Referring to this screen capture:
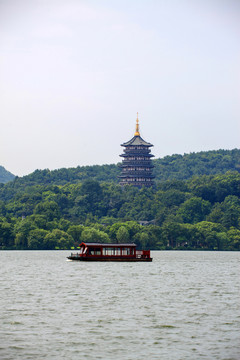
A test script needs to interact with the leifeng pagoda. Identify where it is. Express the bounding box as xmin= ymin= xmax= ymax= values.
xmin=119 ymin=114 xmax=155 ymax=188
